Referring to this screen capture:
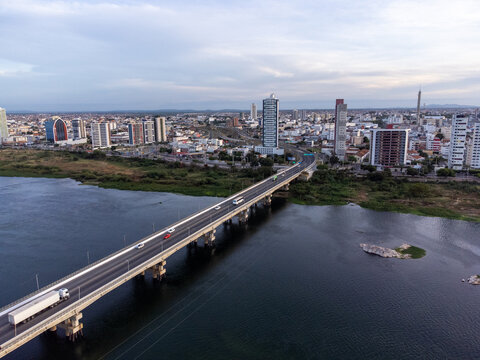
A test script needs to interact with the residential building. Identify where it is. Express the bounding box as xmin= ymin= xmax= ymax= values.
xmin=72 ymin=119 xmax=86 ymax=139
xmin=0 ymin=107 xmax=8 ymax=143
xmin=128 ymin=123 xmax=144 ymax=145
xmin=251 ymin=103 xmax=257 ymax=121
xmin=370 ymin=129 xmax=410 ymax=166
xmin=471 ymin=123 xmax=480 ymax=169
xmin=142 ymin=120 xmax=155 ymax=144
xmin=334 ymin=99 xmax=347 ymax=161
xmin=292 ymin=109 xmax=298 ymax=121
xmin=154 ymin=117 xmax=167 ymax=142
xmin=448 ymin=115 xmax=467 ymax=170
xmin=91 ymin=122 xmax=111 ymax=149
xmin=45 ymin=117 xmax=68 ymax=143
xmin=262 ymin=93 xmax=279 ymax=148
